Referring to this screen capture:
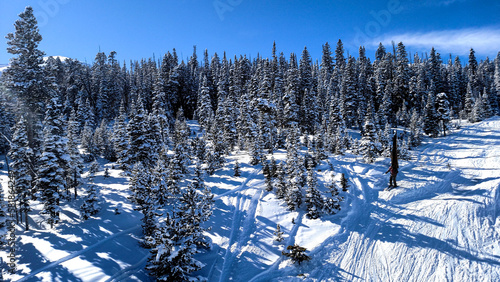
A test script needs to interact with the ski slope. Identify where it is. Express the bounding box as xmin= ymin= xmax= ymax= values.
xmin=3 ymin=117 xmax=500 ymax=281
